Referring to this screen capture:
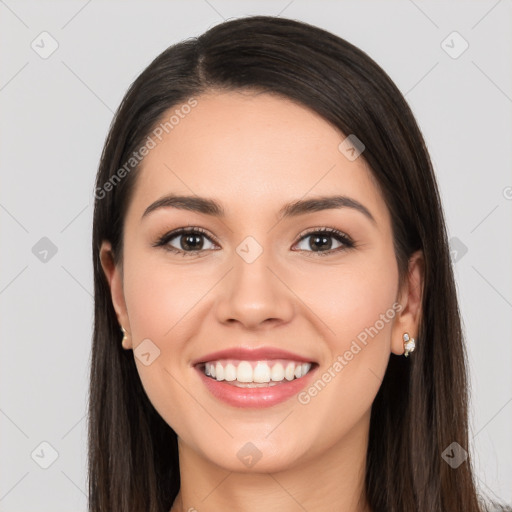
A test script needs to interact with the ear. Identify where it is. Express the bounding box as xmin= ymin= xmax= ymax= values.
xmin=99 ymin=240 xmax=132 ymax=349
xmin=390 ymin=250 xmax=424 ymax=355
